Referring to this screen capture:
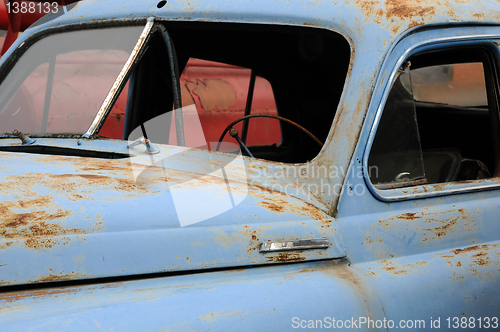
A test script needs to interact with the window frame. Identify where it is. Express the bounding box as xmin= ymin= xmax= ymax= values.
xmin=363 ymin=28 xmax=500 ymax=202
